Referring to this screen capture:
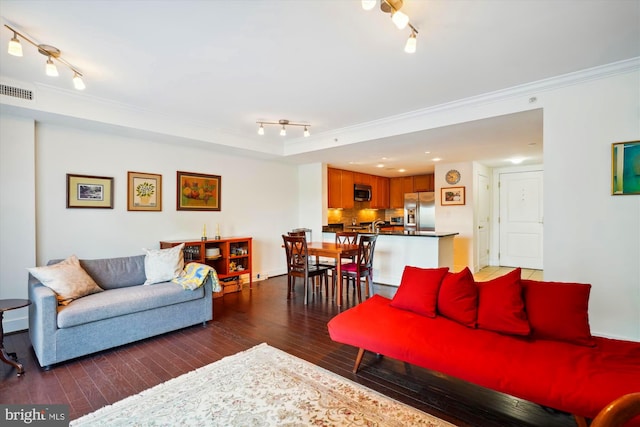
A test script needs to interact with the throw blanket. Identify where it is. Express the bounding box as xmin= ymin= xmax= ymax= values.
xmin=173 ymin=262 xmax=221 ymax=292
